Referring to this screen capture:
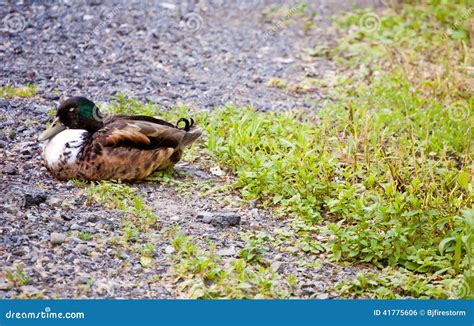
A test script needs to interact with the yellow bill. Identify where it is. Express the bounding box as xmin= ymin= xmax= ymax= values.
xmin=38 ymin=117 xmax=66 ymax=141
